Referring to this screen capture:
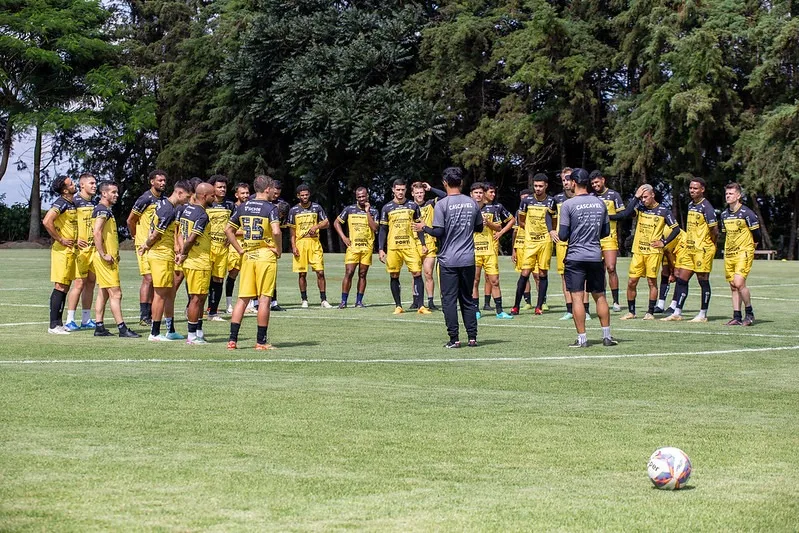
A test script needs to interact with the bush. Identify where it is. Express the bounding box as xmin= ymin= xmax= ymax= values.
xmin=0 ymin=203 xmax=35 ymax=241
